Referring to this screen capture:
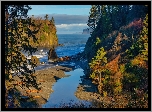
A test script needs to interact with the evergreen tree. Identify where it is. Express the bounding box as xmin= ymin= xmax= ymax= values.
xmin=44 ymin=14 xmax=49 ymax=20
xmin=5 ymin=5 xmax=40 ymax=108
xmin=51 ymin=17 xmax=55 ymax=24
xmin=139 ymin=14 xmax=148 ymax=61
xmin=87 ymin=5 xmax=99 ymax=33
